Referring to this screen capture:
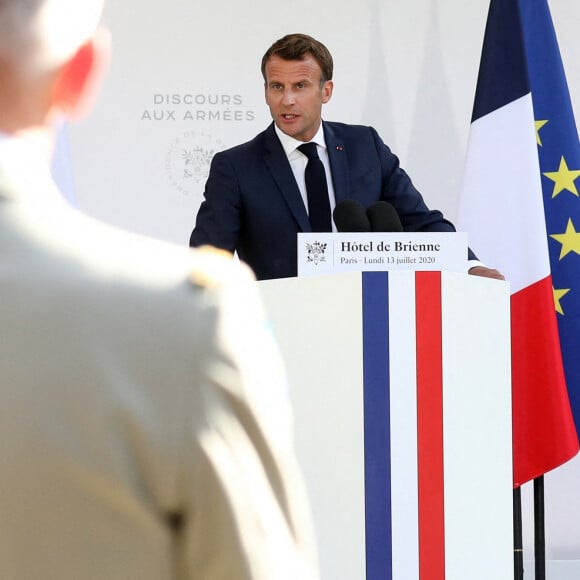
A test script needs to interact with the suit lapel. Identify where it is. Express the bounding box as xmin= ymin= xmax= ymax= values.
xmin=263 ymin=124 xmax=311 ymax=232
xmin=323 ymin=122 xmax=349 ymax=204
